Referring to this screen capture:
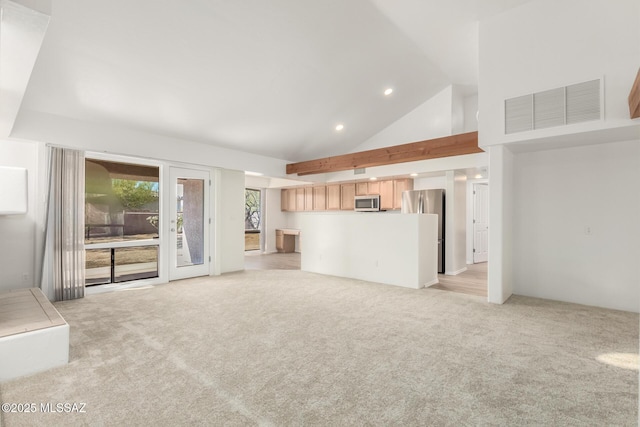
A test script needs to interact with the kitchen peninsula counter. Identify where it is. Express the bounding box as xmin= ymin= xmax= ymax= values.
xmin=300 ymin=213 xmax=438 ymax=289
